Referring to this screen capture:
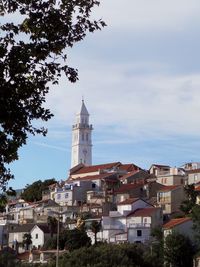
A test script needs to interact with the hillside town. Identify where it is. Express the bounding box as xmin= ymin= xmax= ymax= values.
xmin=0 ymin=101 xmax=200 ymax=265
